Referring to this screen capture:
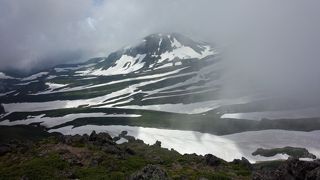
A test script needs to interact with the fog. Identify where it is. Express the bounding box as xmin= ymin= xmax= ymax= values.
xmin=0 ymin=0 xmax=320 ymax=99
